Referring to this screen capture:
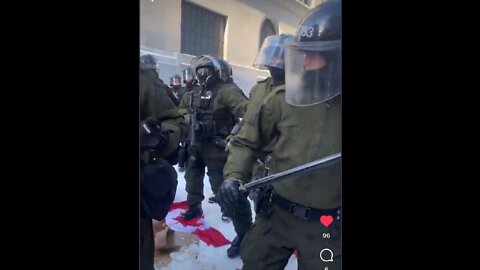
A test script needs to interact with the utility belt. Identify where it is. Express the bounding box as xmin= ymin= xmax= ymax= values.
xmin=269 ymin=189 xmax=341 ymax=221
